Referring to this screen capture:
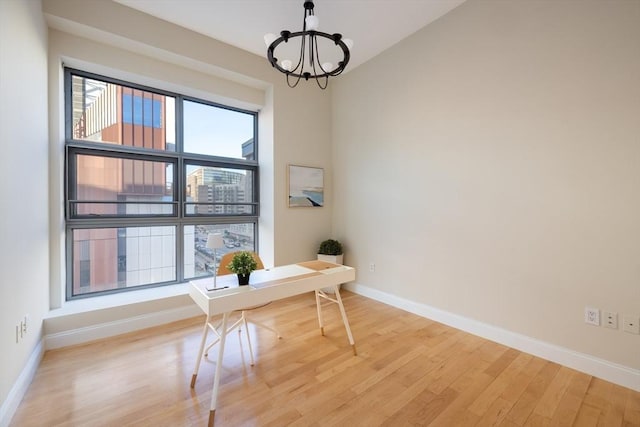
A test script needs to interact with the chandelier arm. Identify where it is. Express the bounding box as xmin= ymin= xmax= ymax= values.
xmin=312 ymin=35 xmax=329 ymax=75
xmin=286 ymin=73 xmax=302 ymax=88
xmin=310 ymin=33 xmax=328 ymax=88
xmin=310 ymin=39 xmax=322 ymax=82
xmin=314 ymin=75 xmax=328 ymax=89
xmin=290 ymin=30 xmax=306 ymax=75
xmin=309 ymin=34 xmax=317 ymax=68
xmin=287 ymin=30 xmax=304 ymax=88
